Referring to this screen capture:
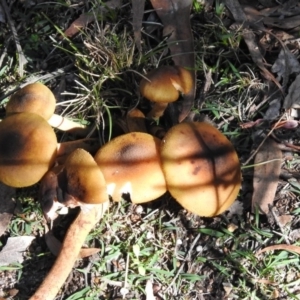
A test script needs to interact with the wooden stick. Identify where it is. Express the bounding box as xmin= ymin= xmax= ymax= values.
xmin=30 ymin=202 xmax=108 ymax=300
